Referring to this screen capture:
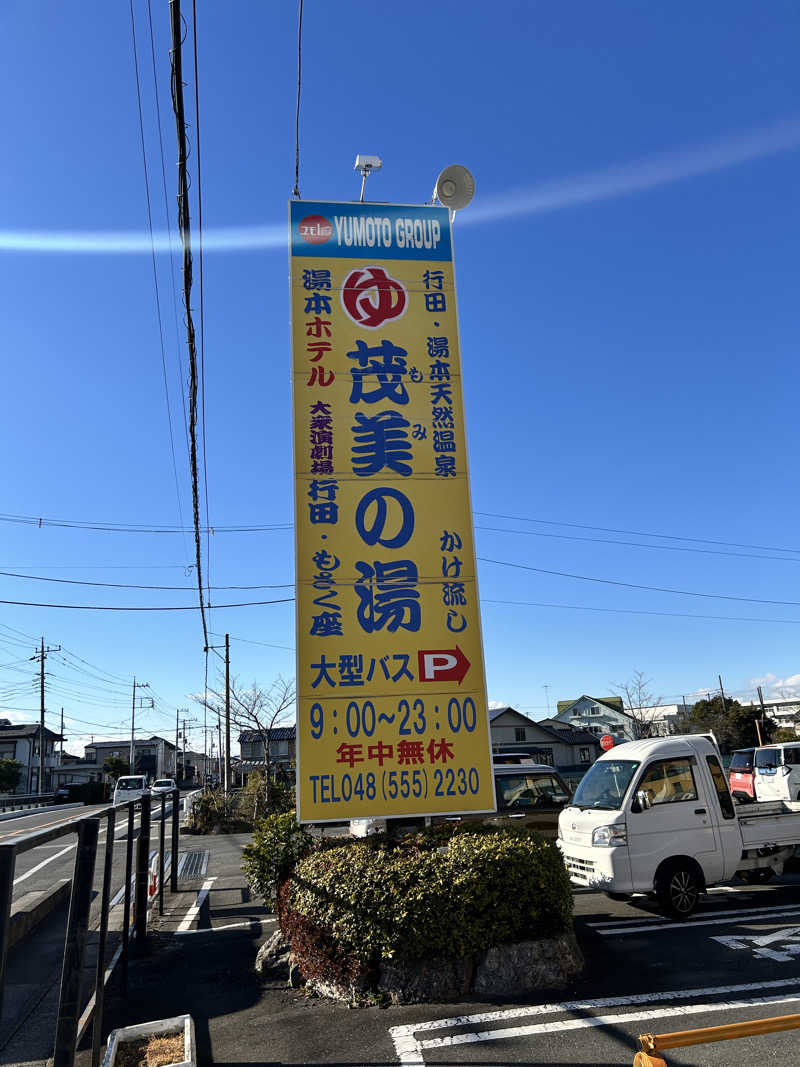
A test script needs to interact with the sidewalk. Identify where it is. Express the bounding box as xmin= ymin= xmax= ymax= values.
xmin=78 ymin=831 xmax=408 ymax=1067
